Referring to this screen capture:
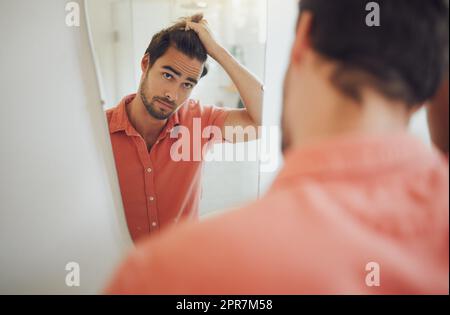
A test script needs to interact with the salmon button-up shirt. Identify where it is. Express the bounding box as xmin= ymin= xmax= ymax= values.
xmin=106 ymin=94 xmax=230 ymax=242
